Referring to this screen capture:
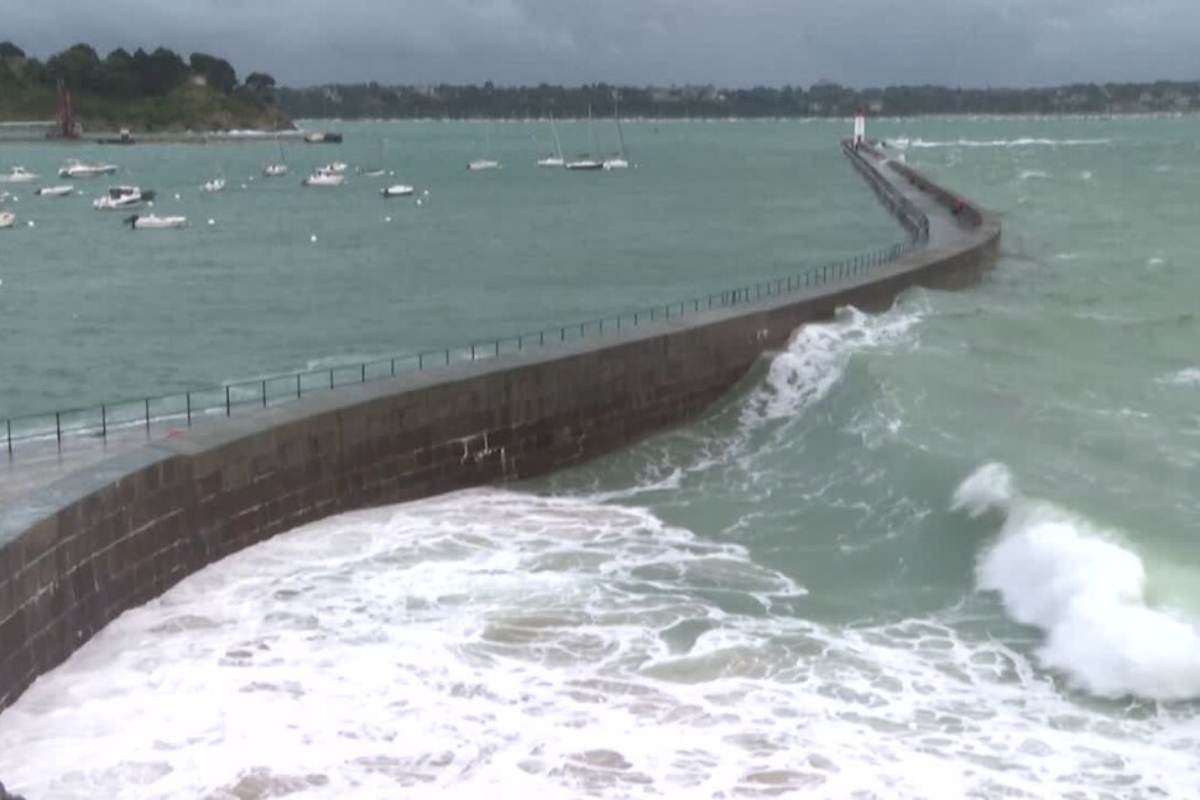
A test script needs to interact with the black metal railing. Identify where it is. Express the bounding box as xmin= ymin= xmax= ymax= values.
xmin=3 ymin=155 xmax=930 ymax=461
